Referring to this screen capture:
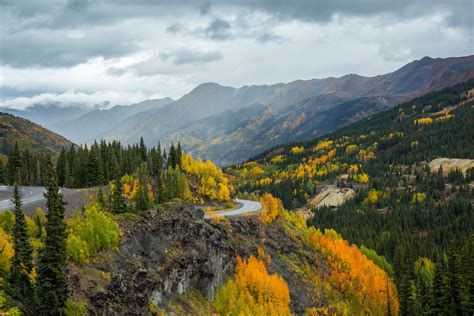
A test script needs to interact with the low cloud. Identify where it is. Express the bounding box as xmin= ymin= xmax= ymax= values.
xmin=160 ymin=49 xmax=223 ymax=65
xmin=0 ymin=90 xmax=162 ymax=110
